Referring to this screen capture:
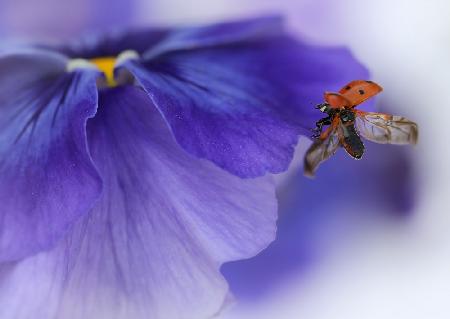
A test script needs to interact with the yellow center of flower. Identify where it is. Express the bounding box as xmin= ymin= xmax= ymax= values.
xmin=67 ymin=51 xmax=139 ymax=87
xmin=90 ymin=57 xmax=117 ymax=87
